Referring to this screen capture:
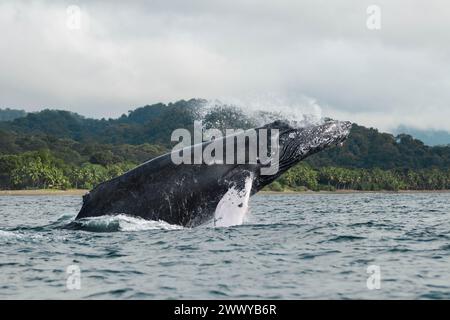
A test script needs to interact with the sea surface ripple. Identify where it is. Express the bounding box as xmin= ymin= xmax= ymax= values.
xmin=1 ymin=193 xmax=450 ymax=299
